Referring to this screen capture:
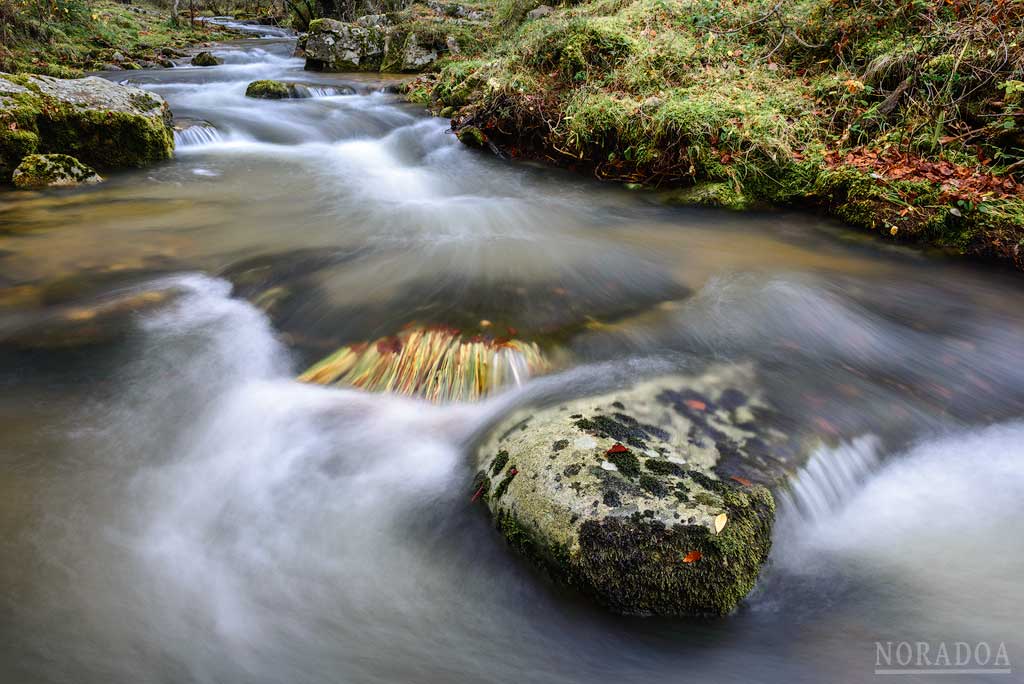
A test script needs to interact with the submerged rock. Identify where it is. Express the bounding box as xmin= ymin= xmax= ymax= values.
xmin=190 ymin=51 xmax=223 ymax=66
xmin=12 ymin=154 xmax=102 ymax=189
xmin=661 ymin=182 xmax=759 ymax=211
xmin=473 ymin=363 xmax=793 ymax=616
xmin=0 ymin=73 xmax=174 ymax=183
